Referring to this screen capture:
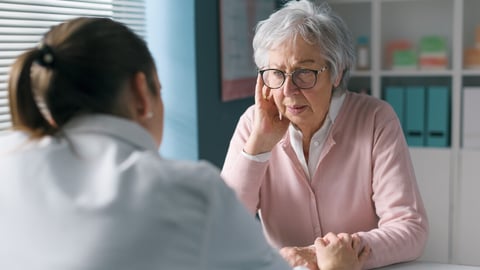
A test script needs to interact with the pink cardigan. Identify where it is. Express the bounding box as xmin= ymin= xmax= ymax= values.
xmin=221 ymin=91 xmax=428 ymax=269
